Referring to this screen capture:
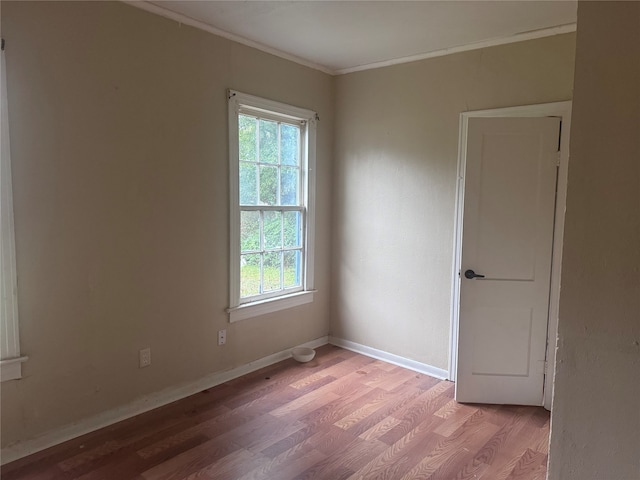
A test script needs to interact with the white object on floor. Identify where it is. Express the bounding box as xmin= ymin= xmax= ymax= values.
xmin=292 ymin=347 xmax=315 ymax=363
